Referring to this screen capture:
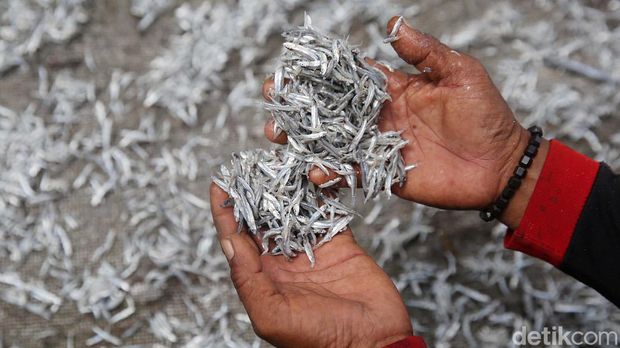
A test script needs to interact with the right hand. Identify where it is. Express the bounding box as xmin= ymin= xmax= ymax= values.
xmin=263 ymin=16 xmax=548 ymax=227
